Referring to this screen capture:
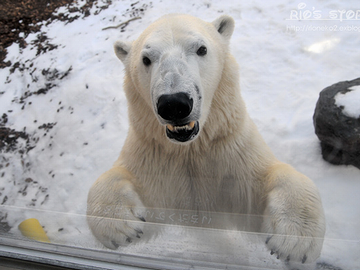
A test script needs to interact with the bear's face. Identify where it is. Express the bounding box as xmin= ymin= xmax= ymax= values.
xmin=115 ymin=14 xmax=234 ymax=144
